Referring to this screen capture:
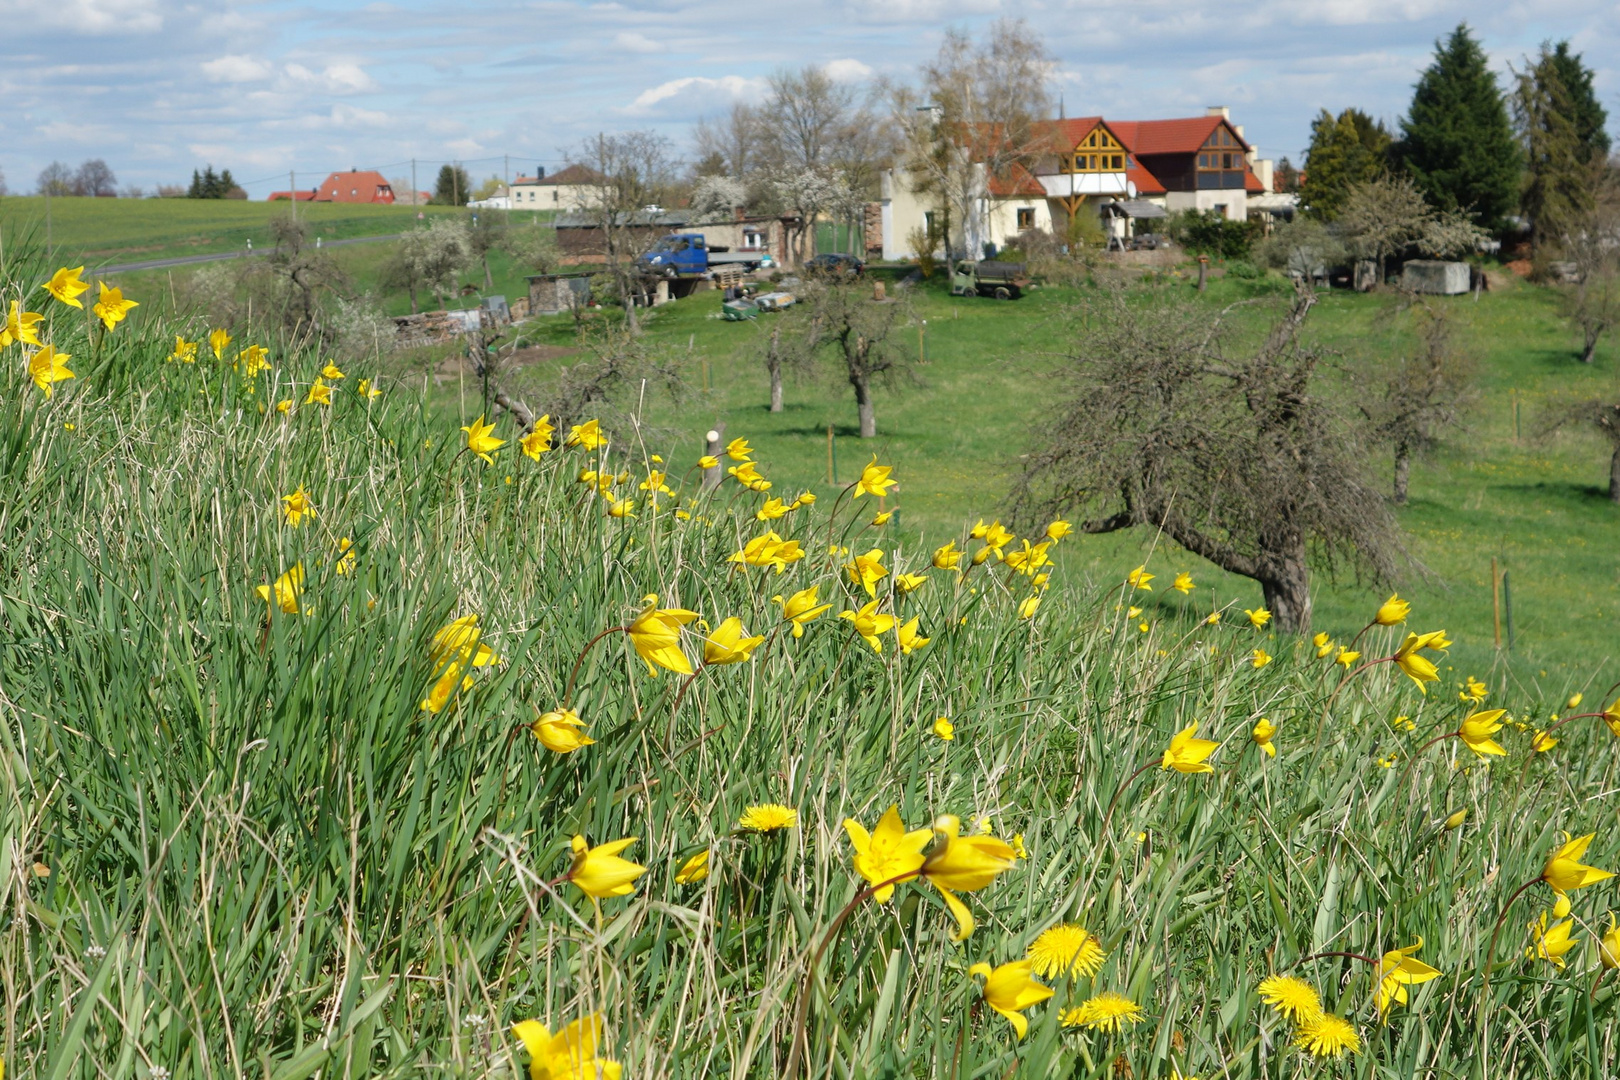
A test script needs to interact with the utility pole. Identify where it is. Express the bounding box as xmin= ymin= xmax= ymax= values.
xmin=452 ymin=161 xmax=459 ymax=207
xmin=411 ymin=158 xmax=417 ymax=207
xmin=289 ymin=171 xmax=296 ymax=223
xmin=504 ymin=153 xmax=510 ymax=224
